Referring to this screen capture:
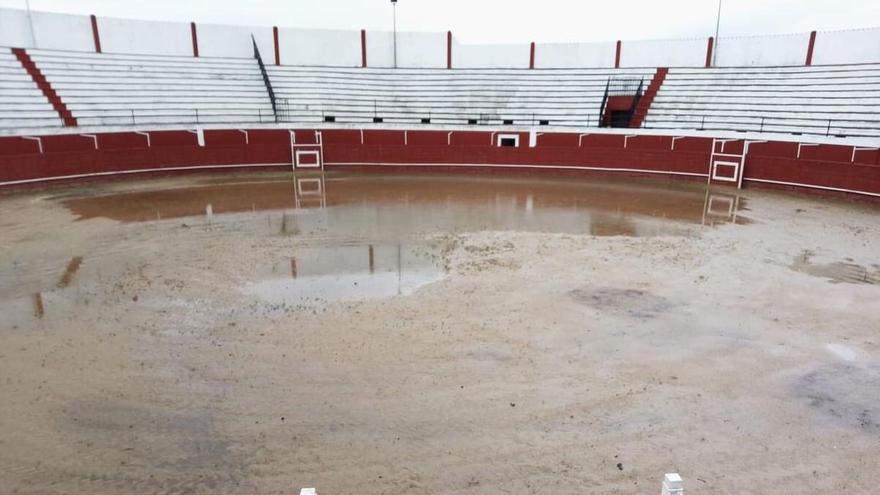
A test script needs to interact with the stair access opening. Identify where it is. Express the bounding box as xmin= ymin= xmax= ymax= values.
xmin=599 ymin=77 xmax=644 ymax=128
